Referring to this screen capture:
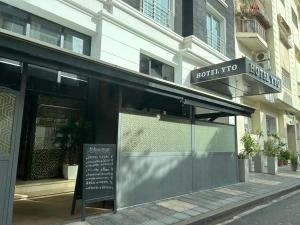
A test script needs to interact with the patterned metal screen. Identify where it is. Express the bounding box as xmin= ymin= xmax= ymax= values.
xmin=0 ymin=89 xmax=16 ymax=155
xmin=195 ymin=121 xmax=235 ymax=153
xmin=31 ymin=95 xmax=82 ymax=179
xmin=119 ymin=112 xmax=192 ymax=153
